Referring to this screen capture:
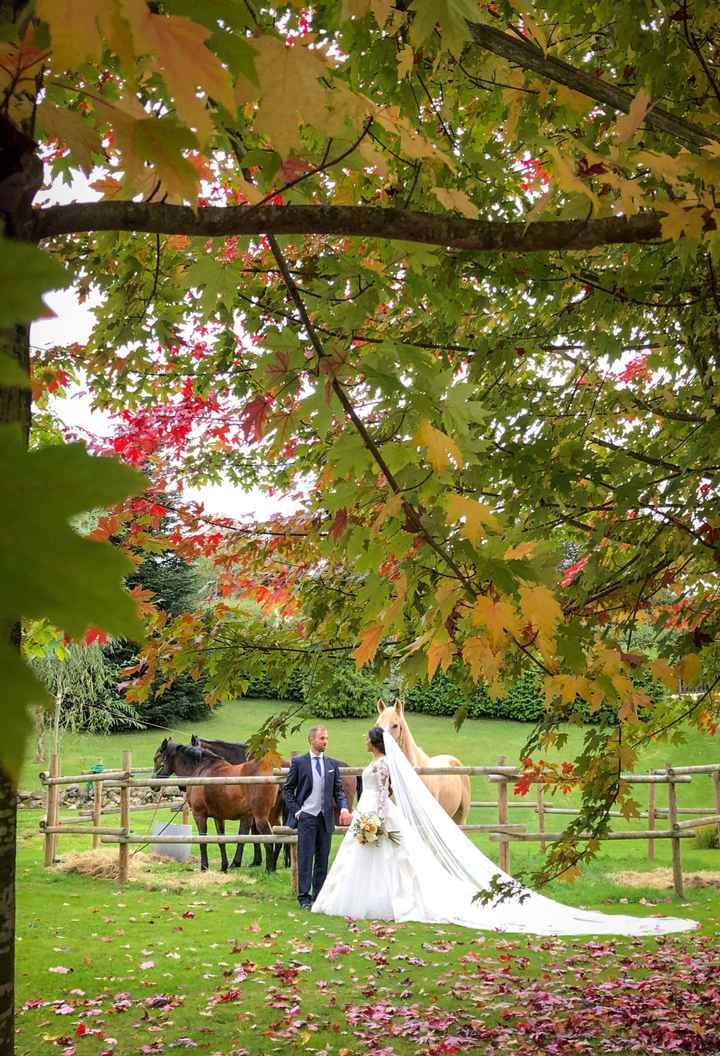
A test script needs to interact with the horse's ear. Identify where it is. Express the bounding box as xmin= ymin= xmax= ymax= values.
xmin=190 ymin=734 xmax=198 ymax=745
xmin=160 ymin=737 xmax=168 ymax=749
xmin=376 ymin=698 xmax=385 ymax=714
xmin=395 ymin=697 xmax=404 ymax=716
